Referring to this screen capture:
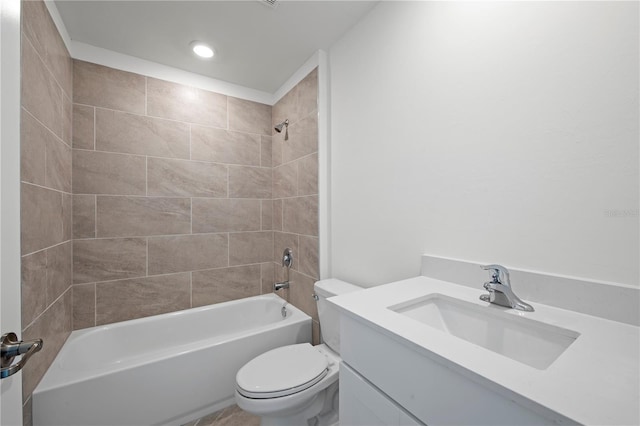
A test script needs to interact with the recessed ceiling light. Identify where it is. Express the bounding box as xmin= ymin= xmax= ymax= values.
xmin=191 ymin=41 xmax=214 ymax=59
